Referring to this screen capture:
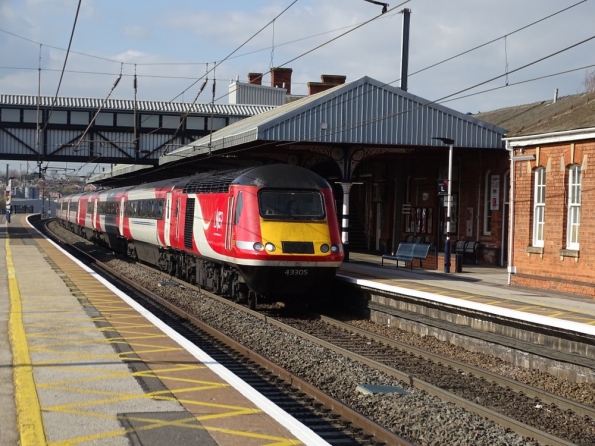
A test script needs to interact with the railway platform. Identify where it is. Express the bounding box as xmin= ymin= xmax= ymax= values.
xmin=339 ymin=252 xmax=595 ymax=335
xmin=0 ymin=215 xmax=325 ymax=446
xmin=338 ymin=252 xmax=595 ymax=382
